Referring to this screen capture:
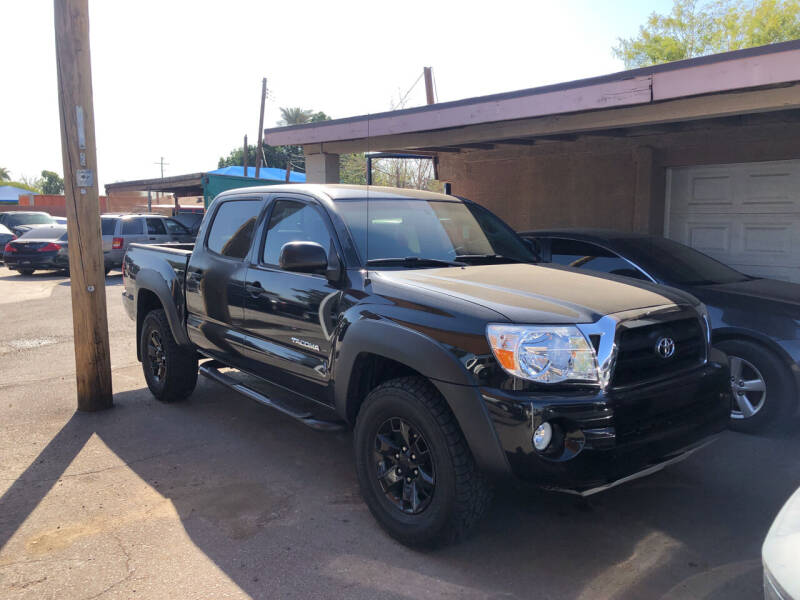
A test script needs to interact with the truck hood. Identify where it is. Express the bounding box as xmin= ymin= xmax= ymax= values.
xmin=375 ymin=263 xmax=695 ymax=323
